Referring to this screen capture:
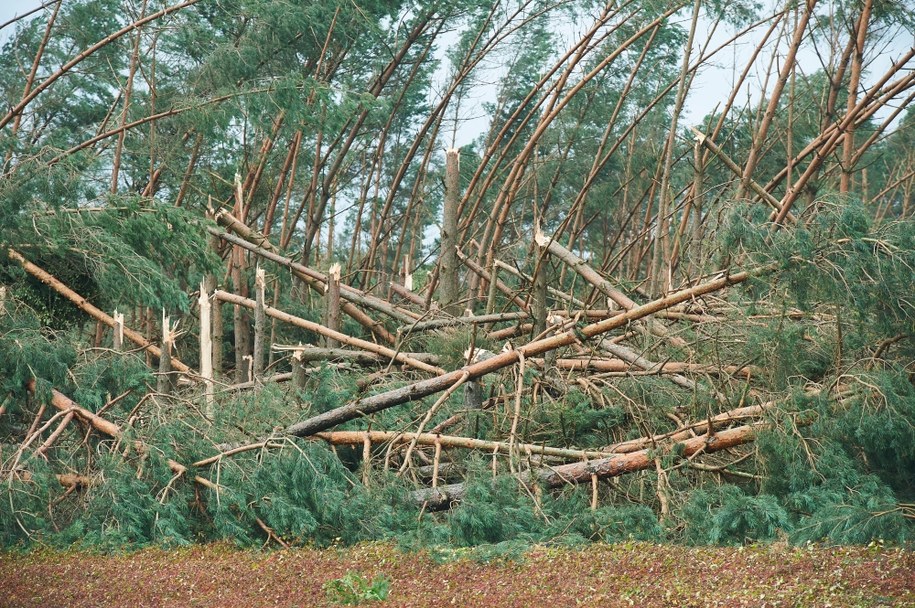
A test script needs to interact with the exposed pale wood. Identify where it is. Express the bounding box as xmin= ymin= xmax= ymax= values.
xmin=273 ymin=345 xmax=440 ymax=366
xmin=324 ymin=263 xmax=341 ymax=348
xmin=440 ymin=147 xmax=462 ymax=314
xmin=253 ymin=267 xmax=266 ymax=377
xmin=287 ymin=265 xmax=764 ymax=437
xmin=532 ymin=236 xmax=549 ymax=337
xmin=112 ymin=310 xmax=124 ymax=351
xmin=214 ymin=290 xmax=444 ymax=375
xmin=198 ymin=282 xmax=214 ymax=413
xmin=8 ymin=248 xmax=192 ymax=375
xmin=401 ymin=311 xmax=529 ymax=333
xmin=157 ymin=312 xmax=173 ymax=396
xmin=314 ymin=430 xmax=615 ymax=460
